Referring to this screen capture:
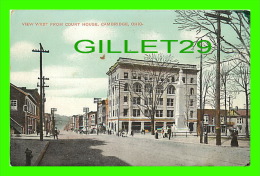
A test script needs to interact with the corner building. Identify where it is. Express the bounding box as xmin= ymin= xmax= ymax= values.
xmin=106 ymin=58 xmax=198 ymax=134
